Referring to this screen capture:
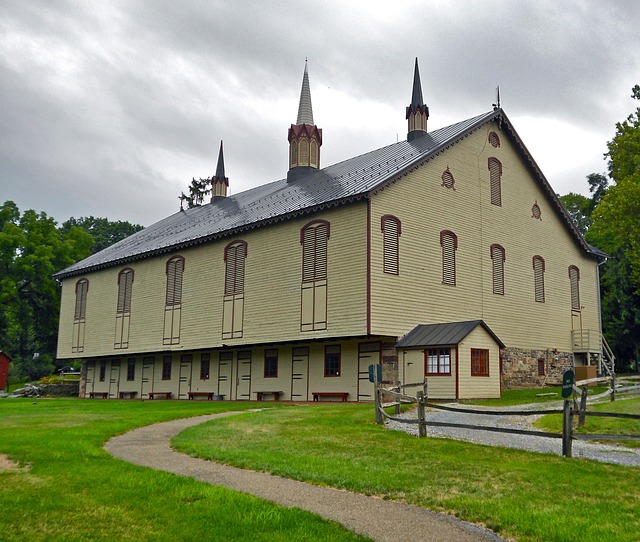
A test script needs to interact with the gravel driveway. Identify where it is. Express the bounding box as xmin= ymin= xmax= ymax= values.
xmin=385 ymin=402 xmax=640 ymax=467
